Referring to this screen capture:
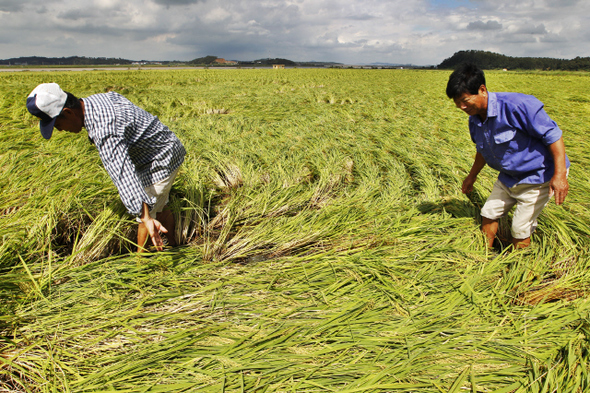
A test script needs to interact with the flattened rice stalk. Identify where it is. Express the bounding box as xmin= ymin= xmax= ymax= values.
xmin=1 ymin=69 xmax=589 ymax=392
